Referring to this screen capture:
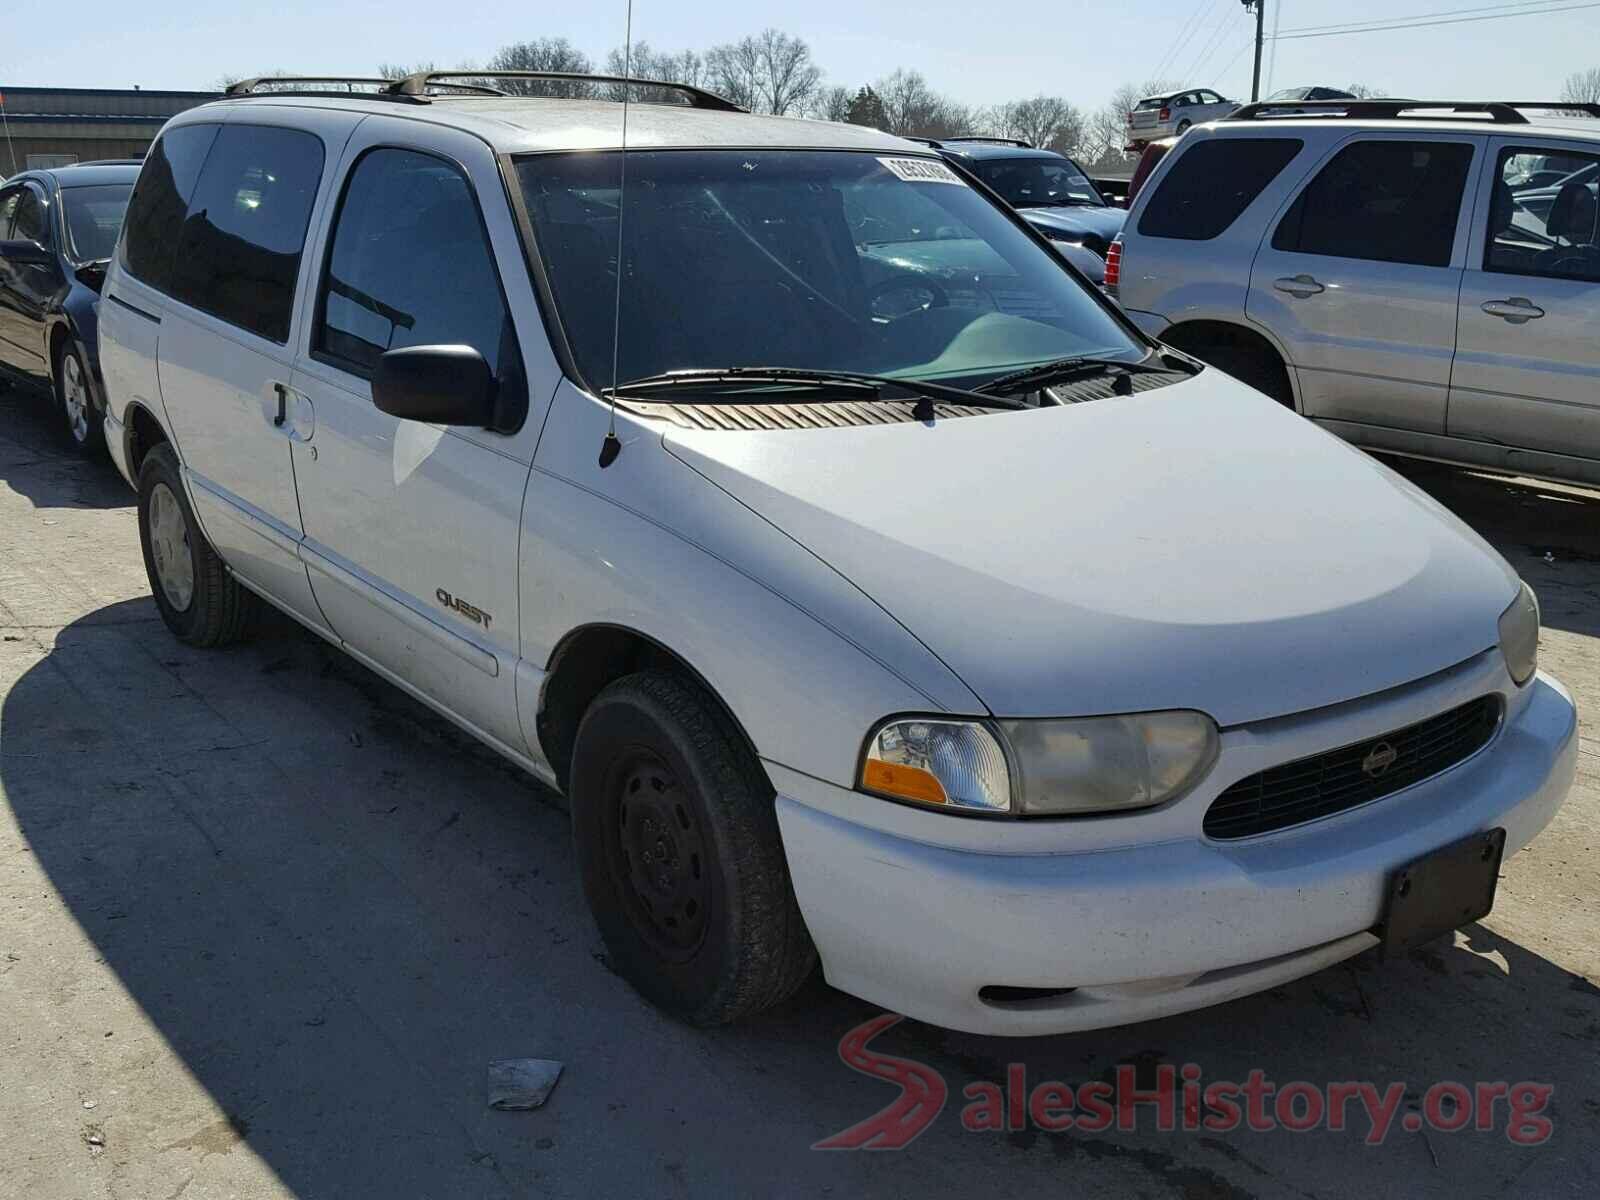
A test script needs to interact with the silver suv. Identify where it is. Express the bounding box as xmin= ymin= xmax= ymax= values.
xmin=1112 ymin=100 xmax=1600 ymax=488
